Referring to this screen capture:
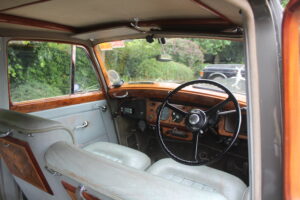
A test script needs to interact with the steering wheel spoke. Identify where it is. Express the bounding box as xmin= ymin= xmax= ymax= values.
xmin=192 ymin=132 xmax=200 ymax=161
xmin=165 ymin=102 xmax=188 ymax=116
xmin=205 ymin=96 xmax=232 ymax=116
